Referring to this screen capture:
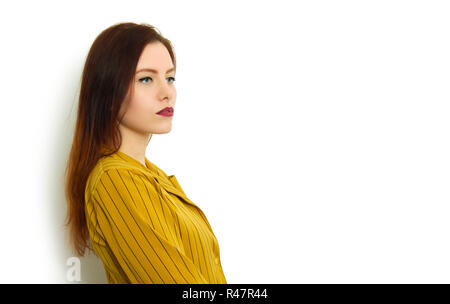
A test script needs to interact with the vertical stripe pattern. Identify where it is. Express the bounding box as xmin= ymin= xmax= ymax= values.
xmin=84 ymin=151 xmax=227 ymax=284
